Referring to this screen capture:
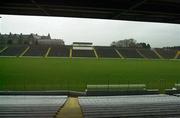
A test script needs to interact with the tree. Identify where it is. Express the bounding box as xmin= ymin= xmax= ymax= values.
xmin=111 ymin=41 xmax=116 ymax=47
xmin=137 ymin=43 xmax=151 ymax=49
xmin=111 ymin=39 xmax=151 ymax=48
xmin=147 ymin=44 xmax=151 ymax=49
xmin=111 ymin=39 xmax=136 ymax=48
